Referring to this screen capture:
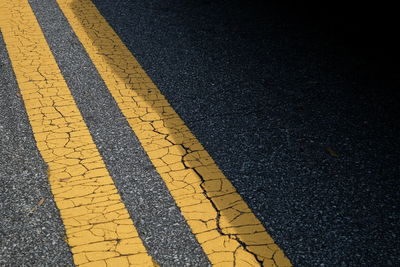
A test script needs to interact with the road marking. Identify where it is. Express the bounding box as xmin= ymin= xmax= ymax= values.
xmin=0 ymin=1 xmax=156 ymax=266
xmin=57 ymin=0 xmax=292 ymax=266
